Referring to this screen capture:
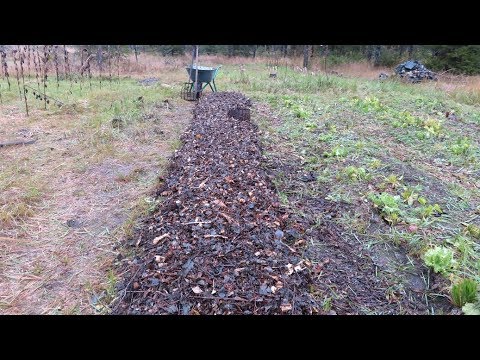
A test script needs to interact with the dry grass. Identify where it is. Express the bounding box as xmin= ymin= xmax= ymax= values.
xmin=329 ymin=61 xmax=391 ymax=79
xmin=0 ymin=84 xmax=192 ymax=314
